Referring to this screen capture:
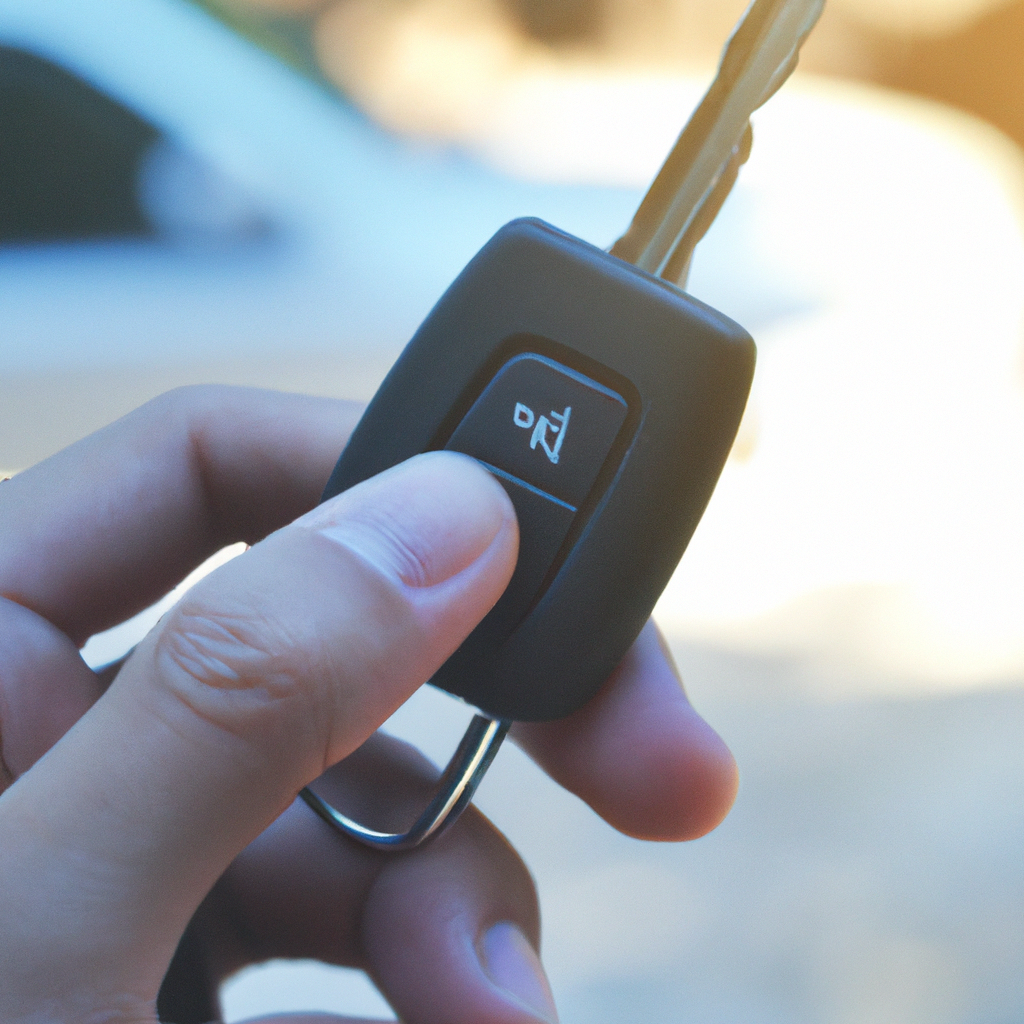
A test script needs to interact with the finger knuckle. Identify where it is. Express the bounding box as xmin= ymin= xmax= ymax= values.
xmin=155 ymin=592 xmax=319 ymax=736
